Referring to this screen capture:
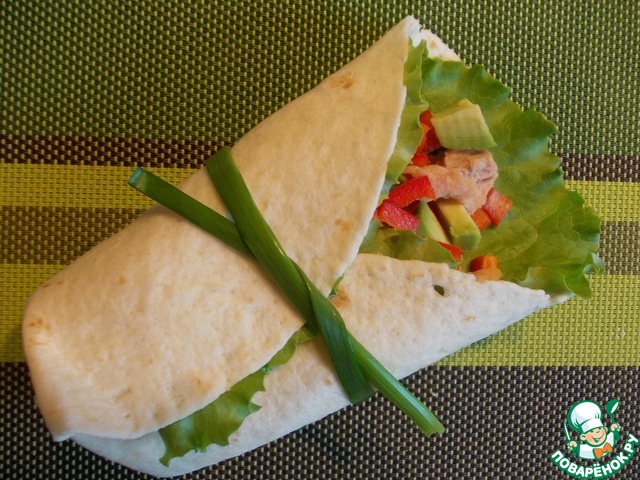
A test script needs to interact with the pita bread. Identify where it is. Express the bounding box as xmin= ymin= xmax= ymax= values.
xmin=23 ymin=16 xmax=568 ymax=478
xmin=23 ymin=14 xmax=434 ymax=442
xmin=73 ymin=255 xmax=562 ymax=477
